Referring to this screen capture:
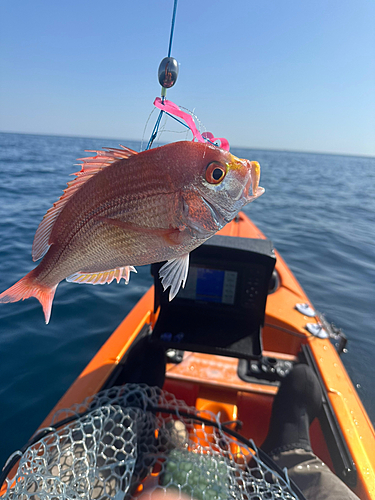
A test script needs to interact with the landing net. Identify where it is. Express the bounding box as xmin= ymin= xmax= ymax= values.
xmin=1 ymin=384 xmax=301 ymax=500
